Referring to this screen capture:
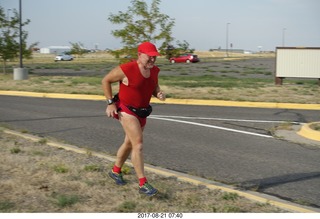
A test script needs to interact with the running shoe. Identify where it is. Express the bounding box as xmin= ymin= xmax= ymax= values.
xmin=108 ymin=170 xmax=126 ymax=186
xmin=139 ymin=182 xmax=158 ymax=196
